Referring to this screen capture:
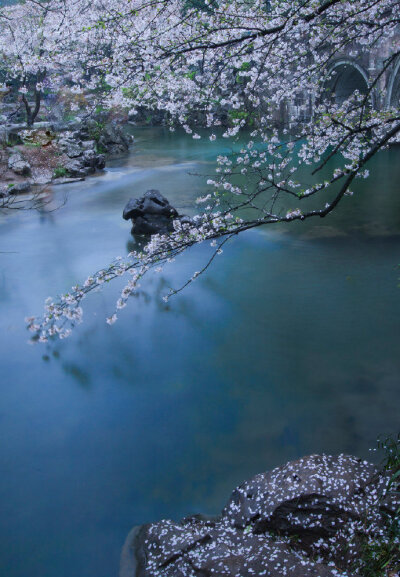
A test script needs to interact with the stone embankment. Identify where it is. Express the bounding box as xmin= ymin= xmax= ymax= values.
xmin=120 ymin=454 xmax=400 ymax=577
